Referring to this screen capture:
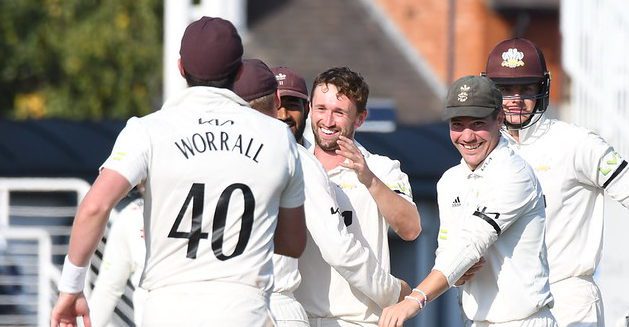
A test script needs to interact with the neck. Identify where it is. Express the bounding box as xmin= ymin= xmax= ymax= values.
xmin=508 ymin=129 xmax=520 ymax=143
xmin=314 ymin=146 xmax=345 ymax=171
